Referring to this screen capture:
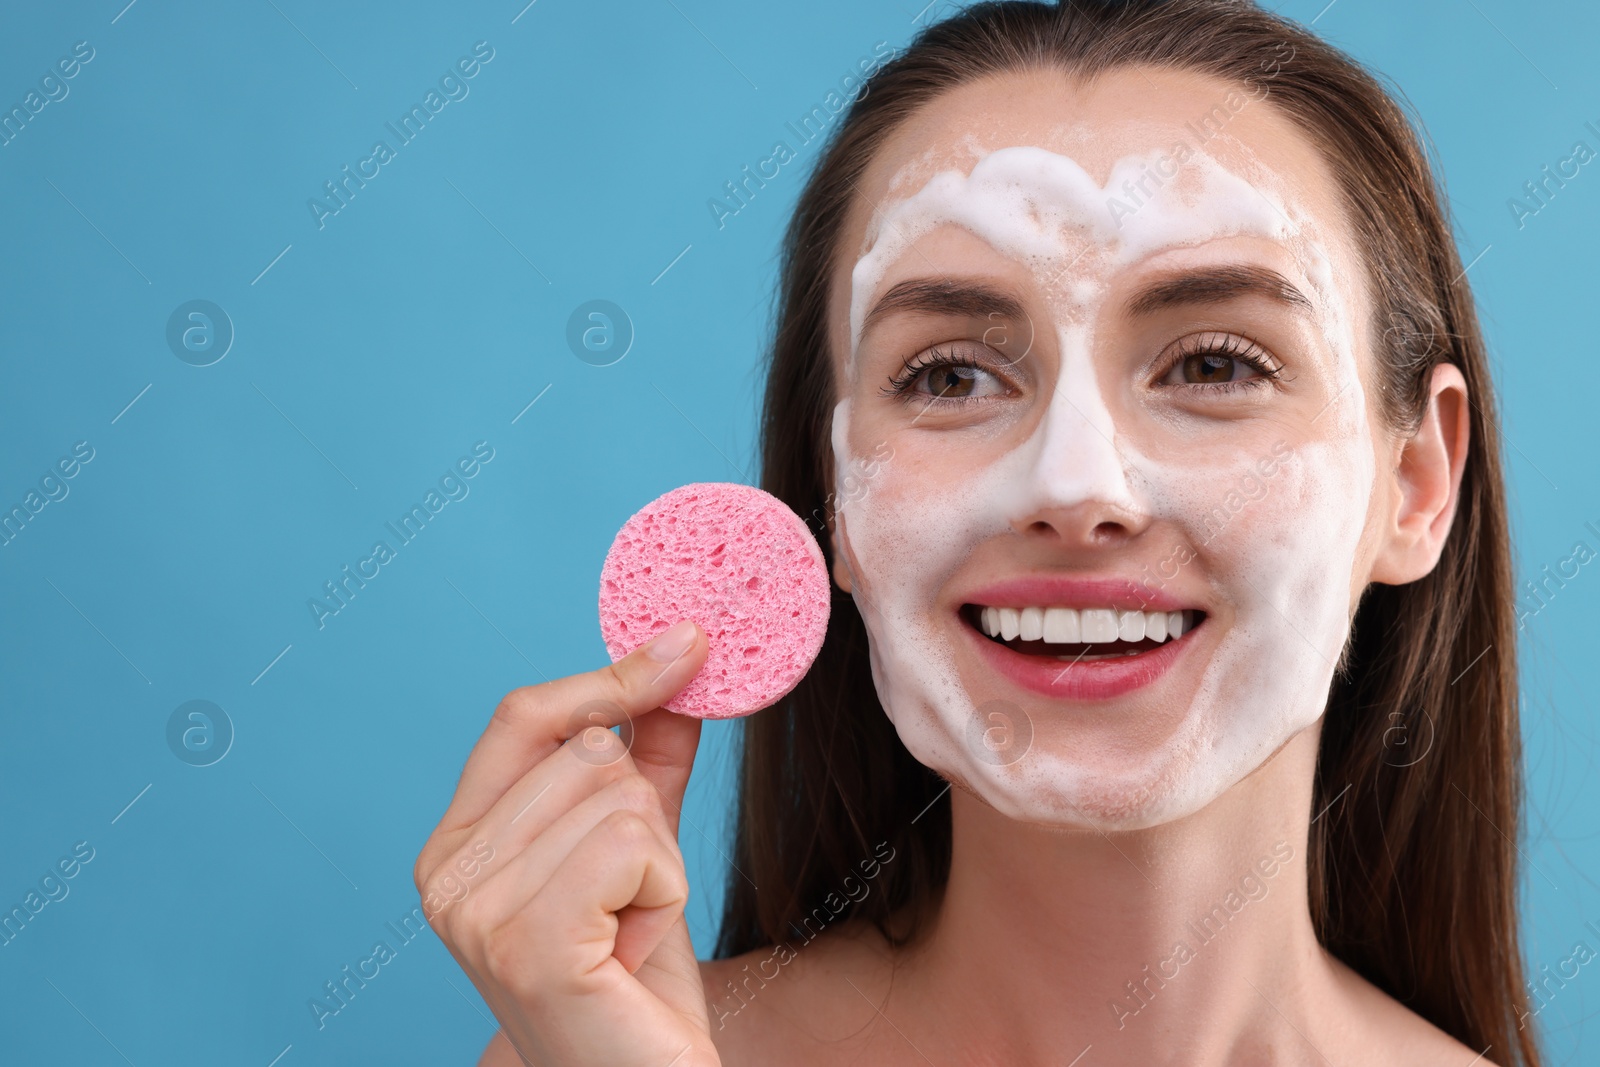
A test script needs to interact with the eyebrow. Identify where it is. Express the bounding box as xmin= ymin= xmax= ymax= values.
xmin=1126 ymin=264 xmax=1314 ymax=317
xmin=861 ymin=278 xmax=1028 ymax=335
